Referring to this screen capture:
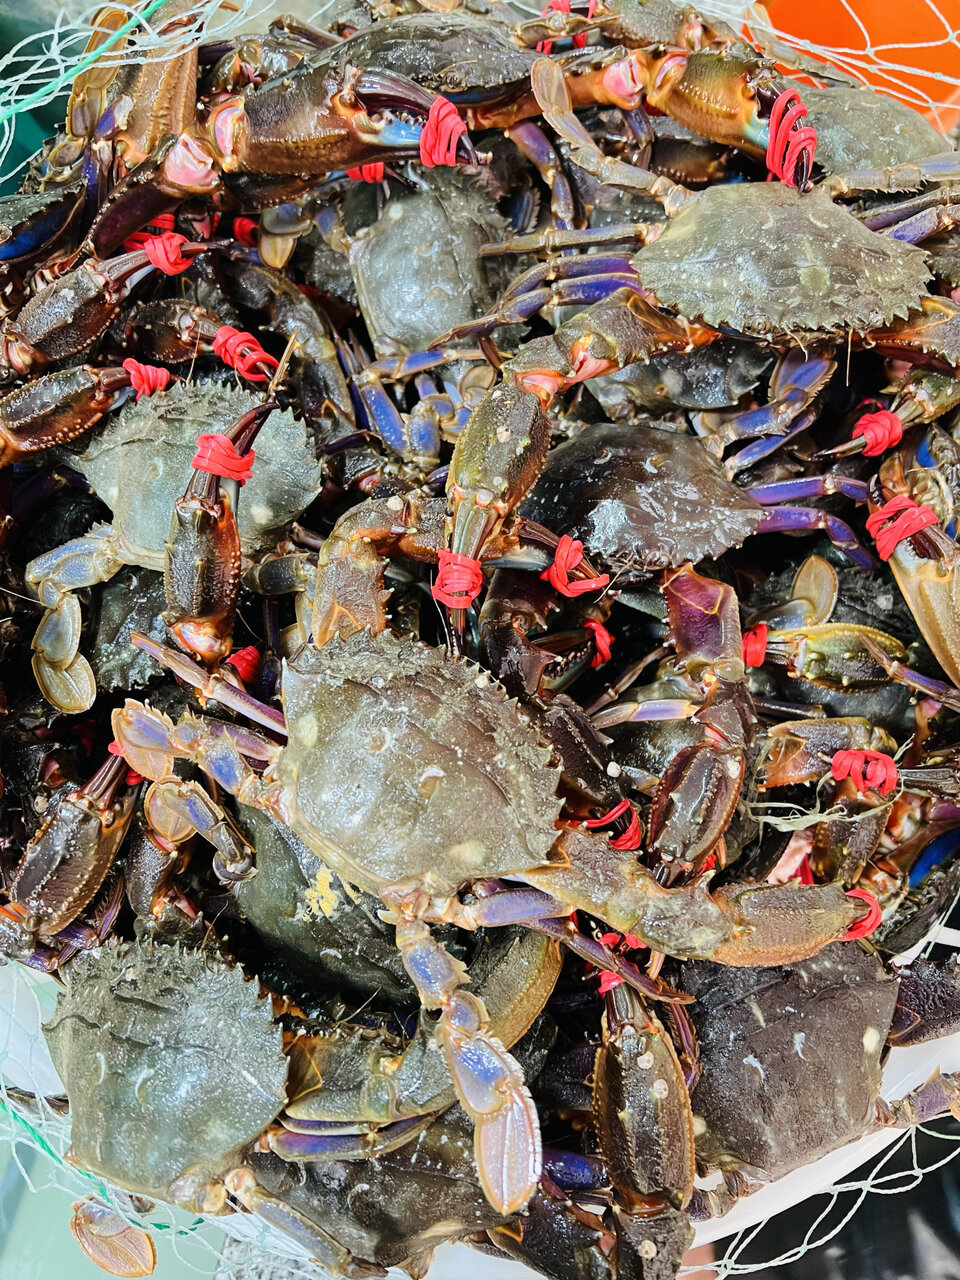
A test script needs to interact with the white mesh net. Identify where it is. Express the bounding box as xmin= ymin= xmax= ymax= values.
xmin=1 ymin=0 xmax=960 ymax=1276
